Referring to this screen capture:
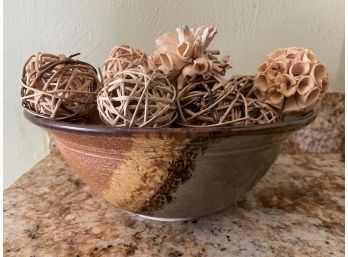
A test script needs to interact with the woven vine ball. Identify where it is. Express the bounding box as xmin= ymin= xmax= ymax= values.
xmin=254 ymin=47 xmax=329 ymax=113
xmin=97 ymin=66 xmax=177 ymax=127
xmin=102 ymin=45 xmax=148 ymax=81
xmin=176 ymin=76 xmax=279 ymax=127
xmin=21 ymin=52 xmax=101 ymax=120
xmin=232 ymin=75 xmax=255 ymax=98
